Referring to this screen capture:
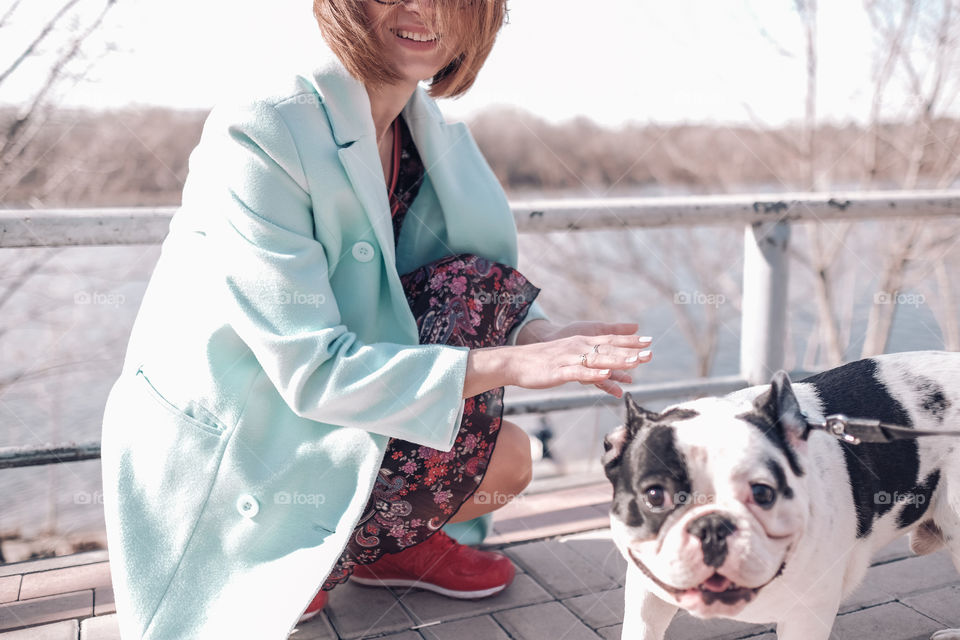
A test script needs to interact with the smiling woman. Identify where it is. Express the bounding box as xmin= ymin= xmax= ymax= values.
xmin=313 ymin=0 xmax=502 ymax=97
xmin=99 ymin=0 xmax=653 ymax=637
